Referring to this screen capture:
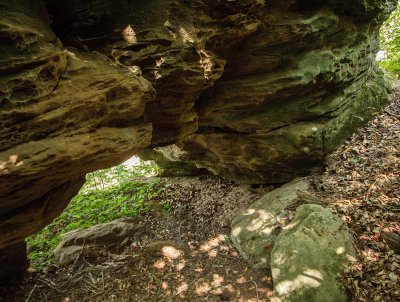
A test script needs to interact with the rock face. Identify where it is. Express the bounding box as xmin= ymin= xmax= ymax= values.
xmin=0 ymin=0 xmax=153 ymax=278
xmin=132 ymin=0 xmax=396 ymax=183
xmin=271 ymin=204 xmax=356 ymax=302
xmin=0 ymin=0 xmax=395 ymax=277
